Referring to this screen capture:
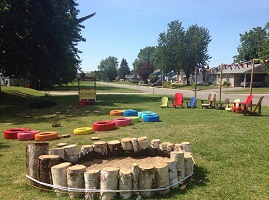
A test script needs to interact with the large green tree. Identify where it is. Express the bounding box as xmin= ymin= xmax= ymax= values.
xmin=0 ymin=0 xmax=95 ymax=88
xmin=98 ymin=56 xmax=118 ymax=81
xmin=133 ymin=46 xmax=156 ymax=72
xmin=234 ymin=27 xmax=267 ymax=62
xmin=118 ymin=58 xmax=130 ymax=80
xmin=258 ymin=22 xmax=269 ymax=71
